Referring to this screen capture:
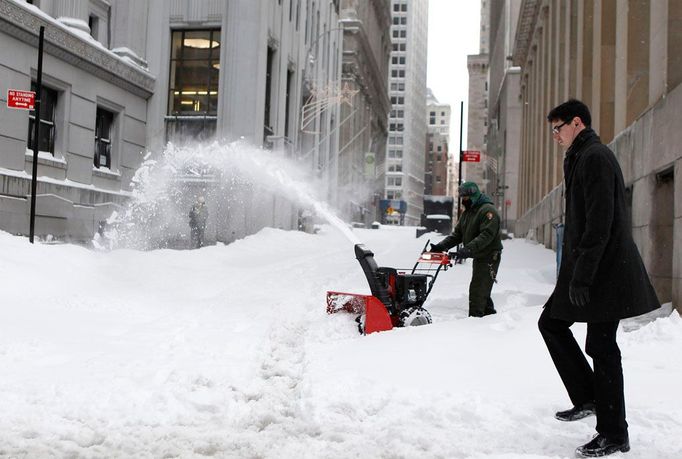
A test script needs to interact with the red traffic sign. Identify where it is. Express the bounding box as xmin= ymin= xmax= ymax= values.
xmin=462 ymin=150 xmax=481 ymax=162
xmin=7 ymin=89 xmax=35 ymax=110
